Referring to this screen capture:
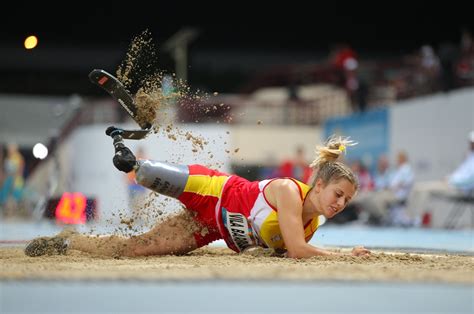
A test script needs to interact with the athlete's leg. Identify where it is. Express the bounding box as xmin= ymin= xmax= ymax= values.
xmin=111 ymin=130 xmax=190 ymax=199
xmin=25 ymin=210 xmax=200 ymax=257
xmin=70 ymin=210 xmax=199 ymax=257
xmin=24 ymin=131 xmax=220 ymax=257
